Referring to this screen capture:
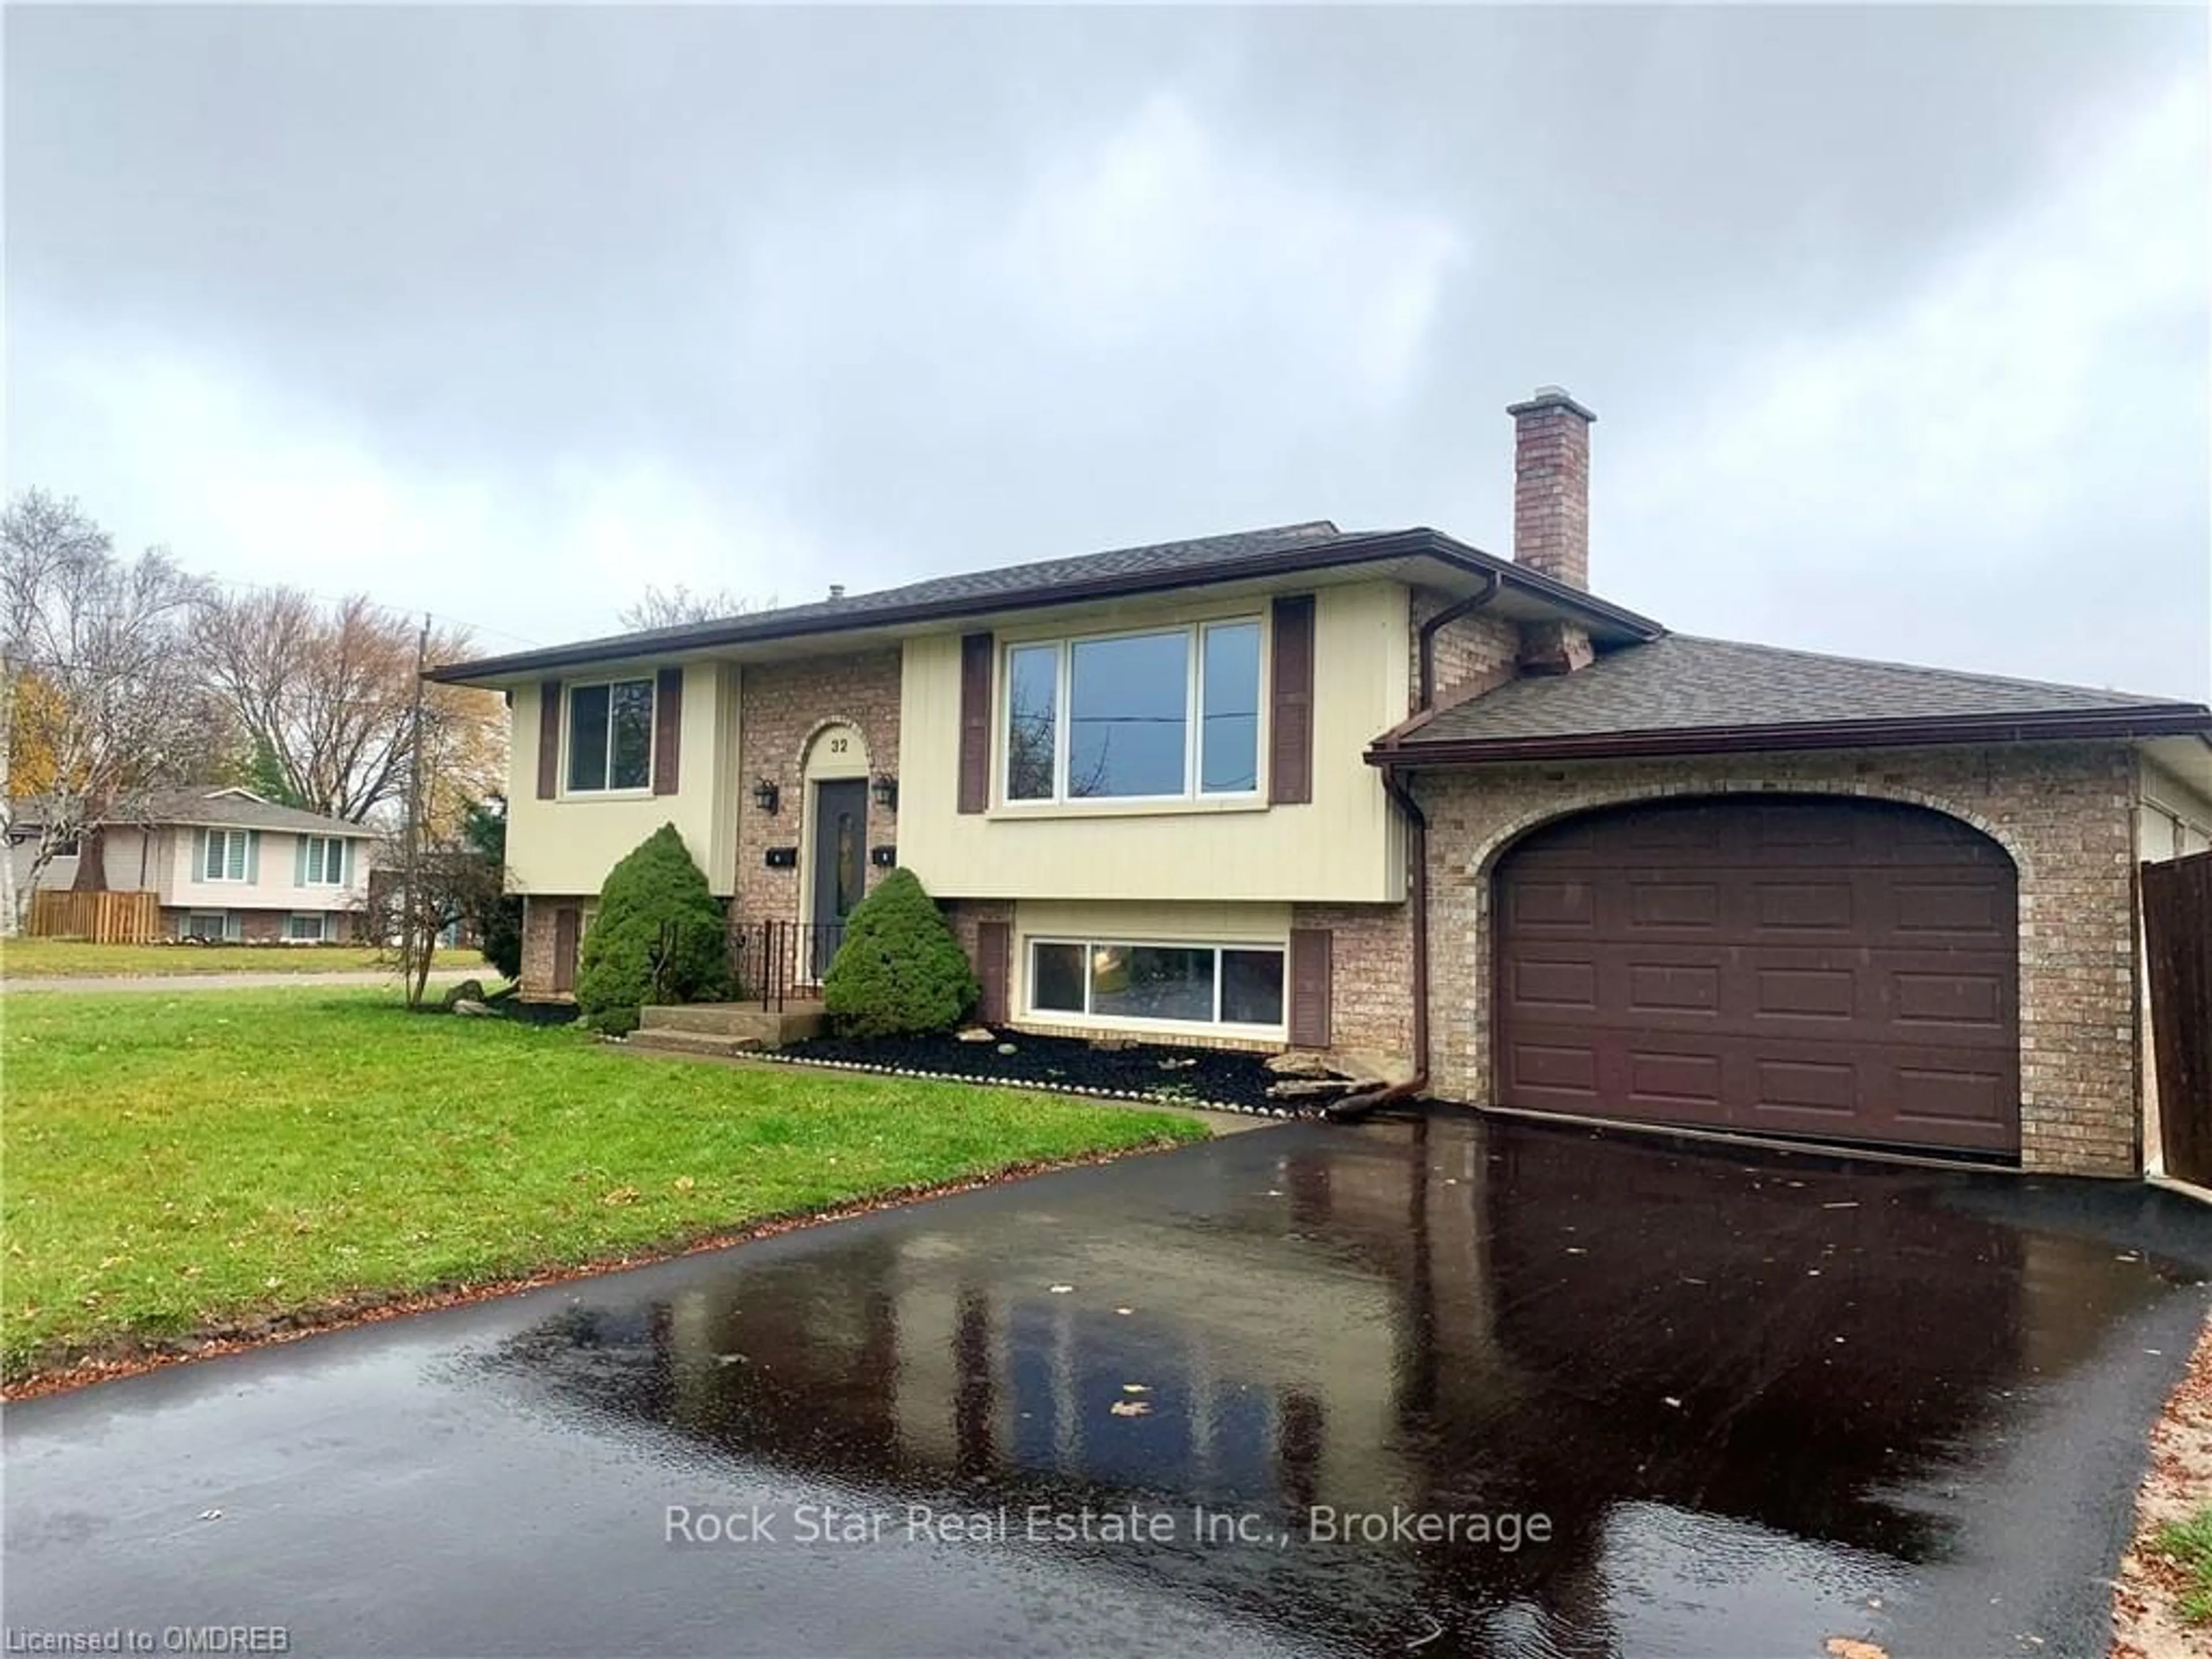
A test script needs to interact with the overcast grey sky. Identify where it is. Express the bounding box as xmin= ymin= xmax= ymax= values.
xmin=7 ymin=5 xmax=2207 ymax=694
